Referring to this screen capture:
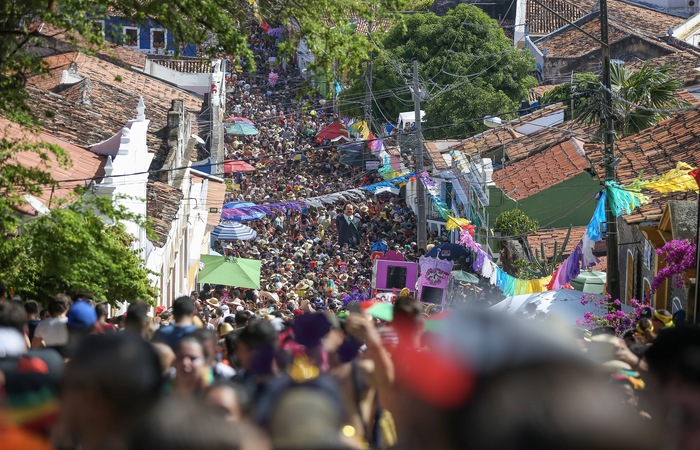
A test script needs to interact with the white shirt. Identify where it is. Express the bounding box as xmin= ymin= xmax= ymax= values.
xmin=34 ymin=316 xmax=68 ymax=347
